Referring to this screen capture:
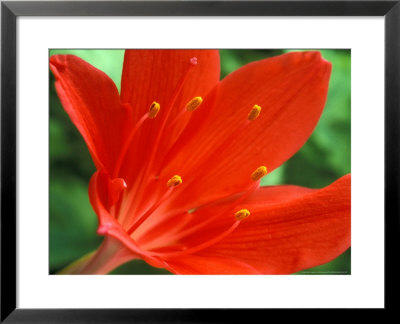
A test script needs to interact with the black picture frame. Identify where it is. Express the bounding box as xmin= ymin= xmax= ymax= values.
xmin=1 ymin=0 xmax=399 ymax=322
